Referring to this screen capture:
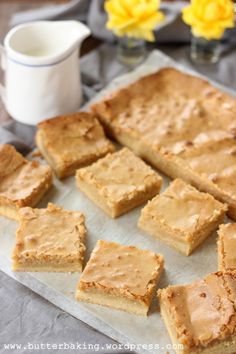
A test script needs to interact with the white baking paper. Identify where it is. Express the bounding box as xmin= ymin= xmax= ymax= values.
xmin=0 ymin=50 xmax=235 ymax=354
